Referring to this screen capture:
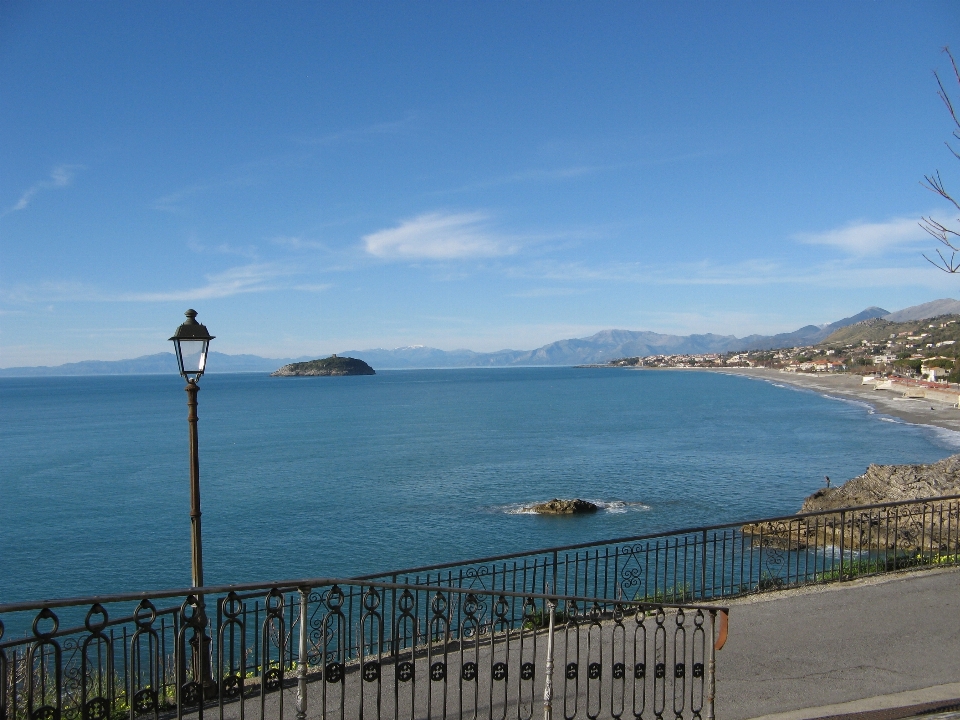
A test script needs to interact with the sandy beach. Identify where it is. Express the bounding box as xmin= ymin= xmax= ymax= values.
xmin=713 ymin=367 xmax=960 ymax=434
